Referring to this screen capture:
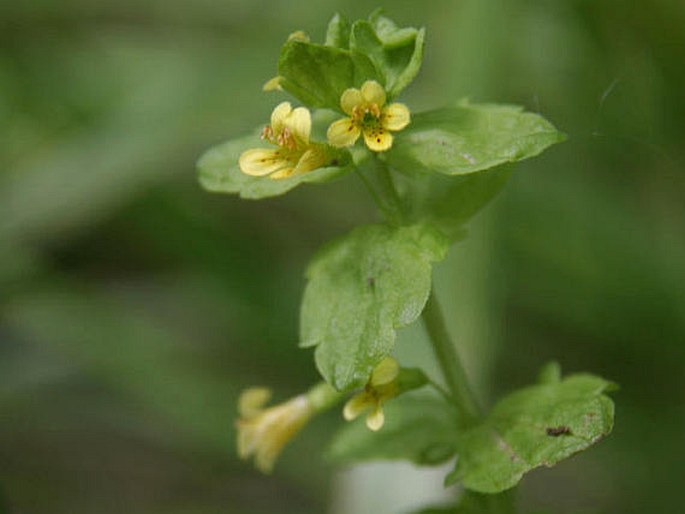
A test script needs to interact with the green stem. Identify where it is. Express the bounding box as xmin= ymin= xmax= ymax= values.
xmin=357 ymin=155 xmax=515 ymax=509
xmin=422 ymin=289 xmax=481 ymax=423
xmin=355 ymin=155 xmax=405 ymax=225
